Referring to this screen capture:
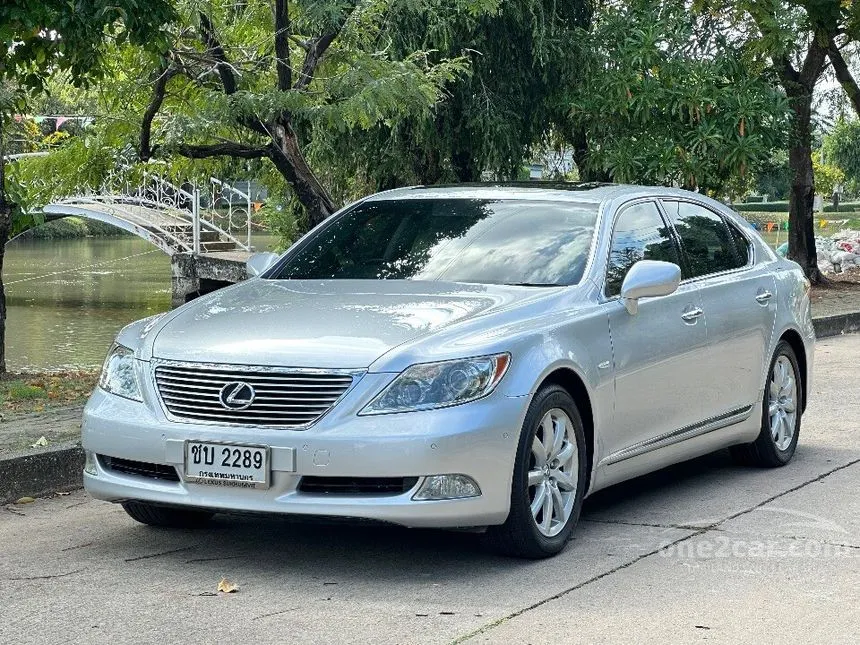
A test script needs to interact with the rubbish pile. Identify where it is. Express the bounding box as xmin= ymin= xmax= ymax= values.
xmin=816 ymin=230 xmax=860 ymax=274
